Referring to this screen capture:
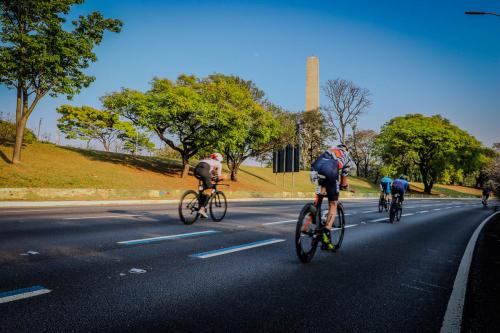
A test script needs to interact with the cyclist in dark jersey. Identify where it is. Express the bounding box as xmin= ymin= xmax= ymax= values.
xmin=311 ymin=144 xmax=352 ymax=250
